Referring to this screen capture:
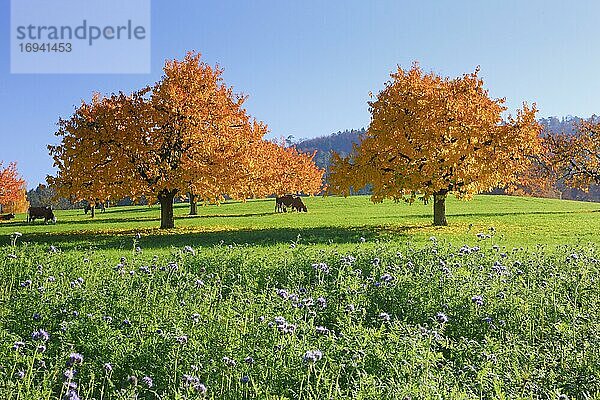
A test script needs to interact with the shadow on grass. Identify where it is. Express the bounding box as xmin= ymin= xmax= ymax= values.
xmin=5 ymin=216 xmax=161 ymax=227
xmin=12 ymin=225 xmax=415 ymax=252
